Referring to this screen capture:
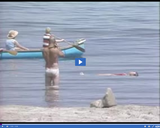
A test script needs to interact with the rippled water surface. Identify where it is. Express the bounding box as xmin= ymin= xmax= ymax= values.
xmin=0 ymin=2 xmax=159 ymax=107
